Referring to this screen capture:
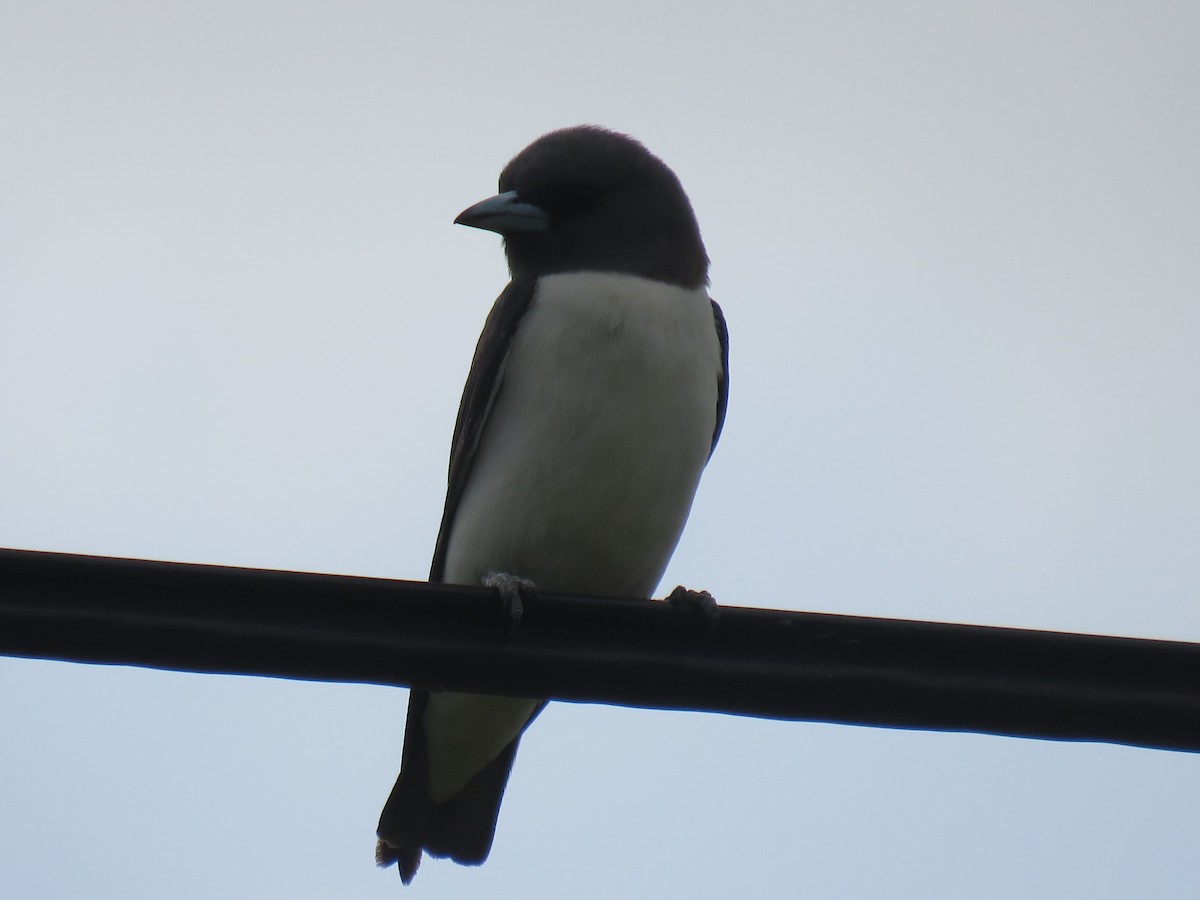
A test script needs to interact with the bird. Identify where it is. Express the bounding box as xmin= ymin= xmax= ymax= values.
xmin=375 ymin=125 xmax=729 ymax=883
